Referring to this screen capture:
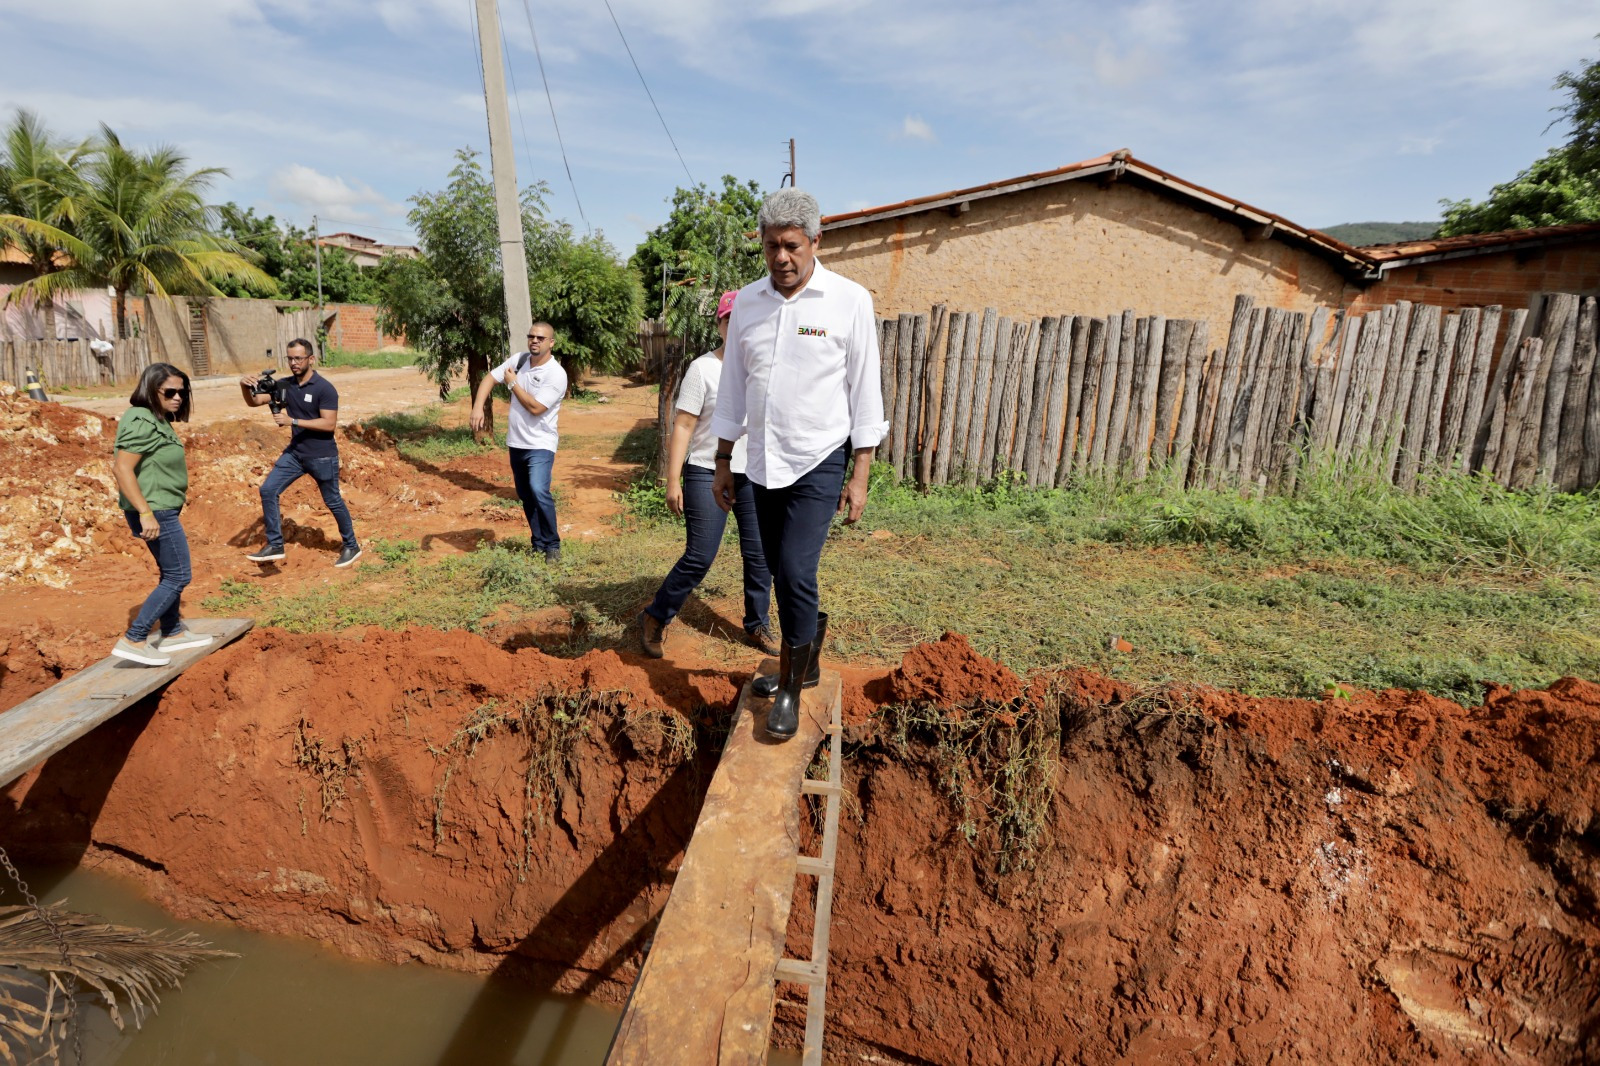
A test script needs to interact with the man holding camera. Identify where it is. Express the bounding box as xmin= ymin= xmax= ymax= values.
xmin=239 ymin=338 xmax=361 ymax=568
